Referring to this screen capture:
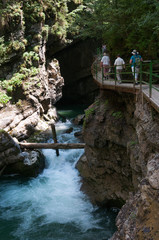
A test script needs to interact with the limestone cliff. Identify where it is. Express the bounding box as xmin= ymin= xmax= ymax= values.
xmin=76 ymin=90 xmax=159 ymax=239
xmin=0 ymin=1 xmax=69 ymax=139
